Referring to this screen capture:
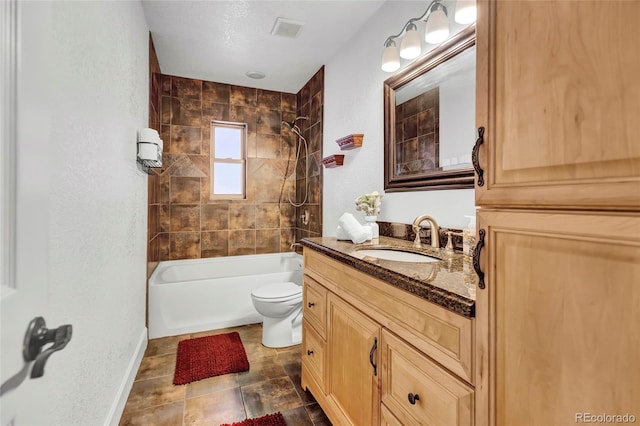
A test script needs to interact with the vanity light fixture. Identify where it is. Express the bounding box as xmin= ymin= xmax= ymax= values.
xmin=381 ymin=0 xmax=476 ymax=72
xmin=454 ymin=0 xmax=477 ymax=24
